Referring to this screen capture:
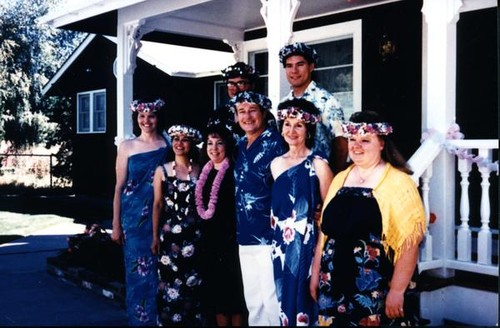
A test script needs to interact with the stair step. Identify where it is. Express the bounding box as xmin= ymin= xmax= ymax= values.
xmin=47 ymin=258 xmax=125 ymax=305
xmin=419 ymin=270 xmax=498 ymax=293
xmin=443 ymin=318 xmax=476 ymax=326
